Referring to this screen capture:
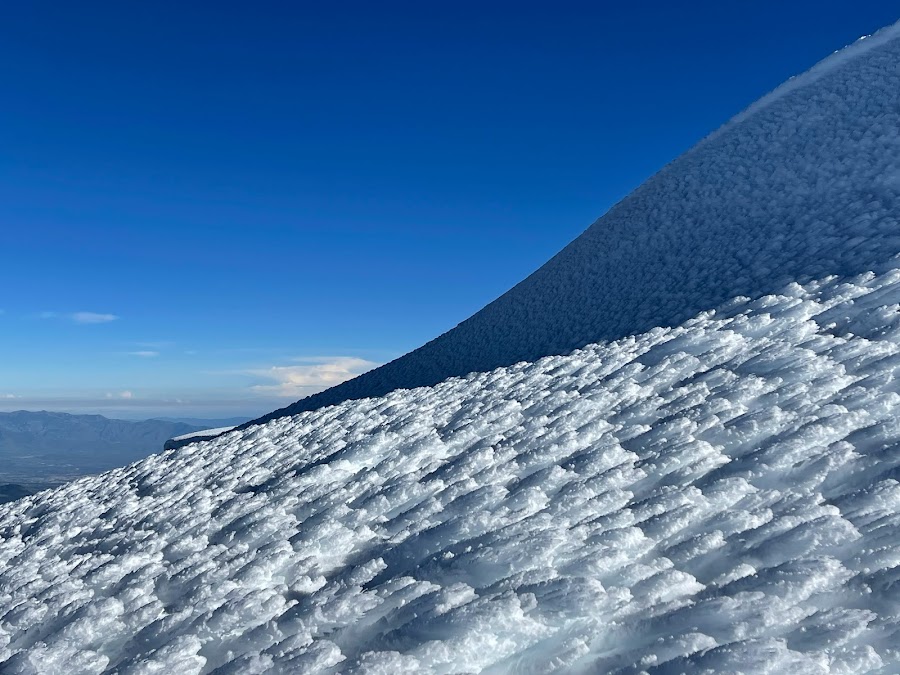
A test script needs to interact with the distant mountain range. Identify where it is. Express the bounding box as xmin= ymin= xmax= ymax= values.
xmin=0 ymin=411 xmax=249 ymax=503
xmin=151 ymin=416 xmax=253 ymax=428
